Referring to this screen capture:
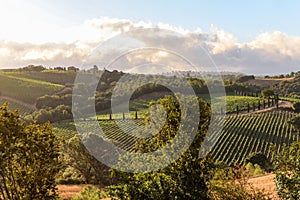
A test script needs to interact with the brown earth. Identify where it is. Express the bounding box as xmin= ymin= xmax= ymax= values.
xmin=58 ymin=174 xmax=278 ymax=200
xmin=57 ymin=185 xmax=86 ymax=199
xmin=248 ymin=173 xmax=279 ymax=199
xmin=57 ymin=185 xmax=111 ymax=200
